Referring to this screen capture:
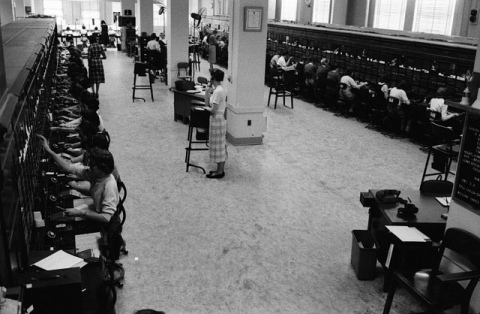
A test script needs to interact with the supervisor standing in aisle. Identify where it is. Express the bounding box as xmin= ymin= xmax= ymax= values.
xmin=204 ymin=69 xmax=227 ymax=179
